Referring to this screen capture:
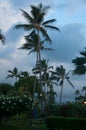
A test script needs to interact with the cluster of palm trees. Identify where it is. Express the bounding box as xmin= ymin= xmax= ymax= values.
xmin=0 ymin=3 xmax=86 ymax=109
xmin=14 ymin=3 xmax=60 ymax=108
xmin=0 ymin=3 xmax=74 ymax=108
